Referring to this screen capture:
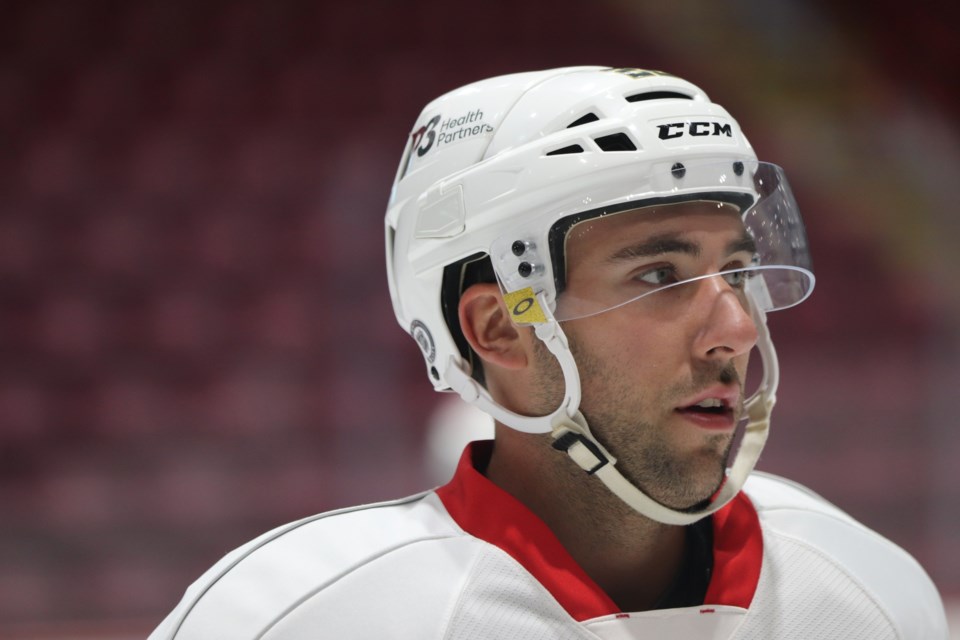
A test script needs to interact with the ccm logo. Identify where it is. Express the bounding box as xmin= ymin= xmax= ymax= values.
xmin=657 ymin=121 xmax=733 ymax=140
